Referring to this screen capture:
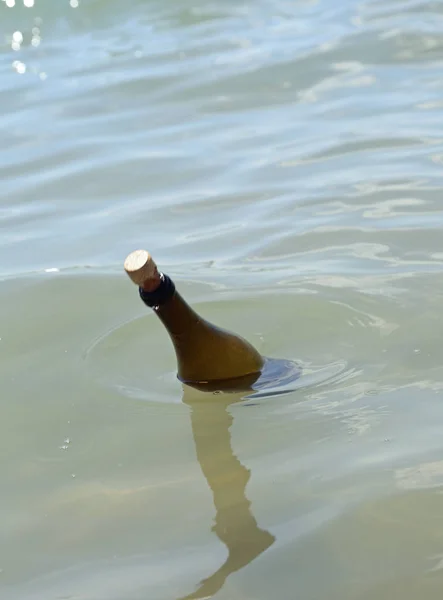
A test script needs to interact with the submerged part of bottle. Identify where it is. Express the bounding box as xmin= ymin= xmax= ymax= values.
xmin=124 ymin=249 xmax=265 ymax=388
